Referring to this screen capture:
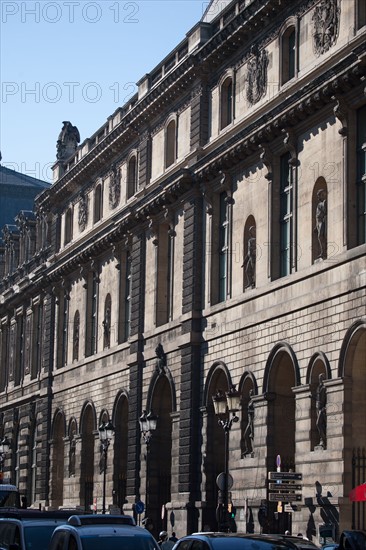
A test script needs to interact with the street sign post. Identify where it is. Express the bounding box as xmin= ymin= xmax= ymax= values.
xmin=269 ymin=493 xmax=302 ymax=502
xmin=268 ymin=472 xmax=302 ymax=481
xmin=269 ymin=483 xmax=302 ymax=491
